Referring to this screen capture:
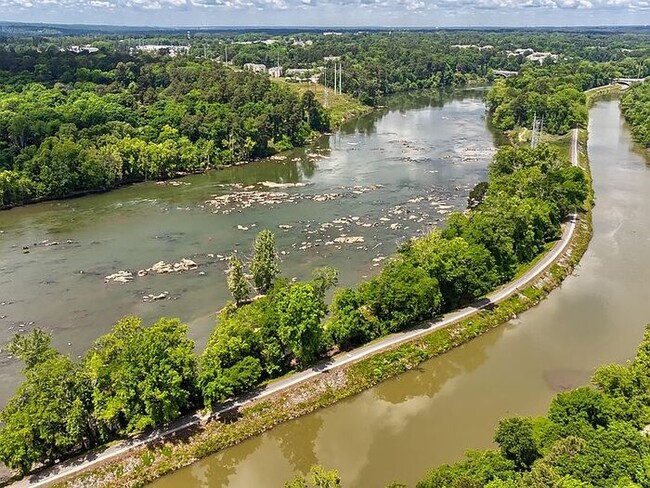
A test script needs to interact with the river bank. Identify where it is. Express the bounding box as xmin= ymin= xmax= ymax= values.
xmin=0 ymin=85 xmax=371 ymax=212
xmin=12 ymin=119 xmax=593 ymax=488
